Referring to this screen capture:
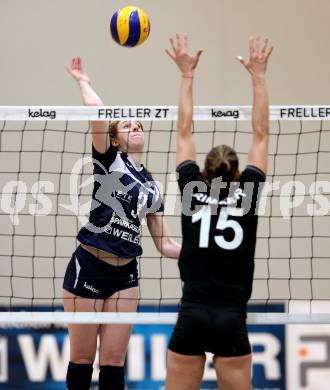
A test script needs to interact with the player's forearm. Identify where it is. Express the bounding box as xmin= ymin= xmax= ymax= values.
xmin=159 ymin=237 xmax=181 ymax=259
xmin=178 ymin=77 xmax=194 ymax=134
xmin=78 ymin=80 xmax=104 ymax=106
xmin=77 ymin=80 xmax=108 ymax=144
xmin=252 ymin=74 xmax=269 ymax=138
